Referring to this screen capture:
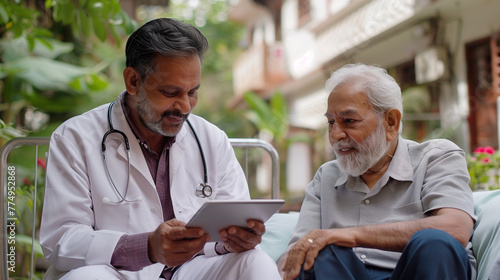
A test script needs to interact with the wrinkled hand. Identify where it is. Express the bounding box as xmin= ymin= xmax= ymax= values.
xmin=148 ymin=218 xmax=209 ymax=267
xmin=218 ymin=219 xmax=265 ymax=253
xmin=282 ymin=230 xmax=329 ymax=280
